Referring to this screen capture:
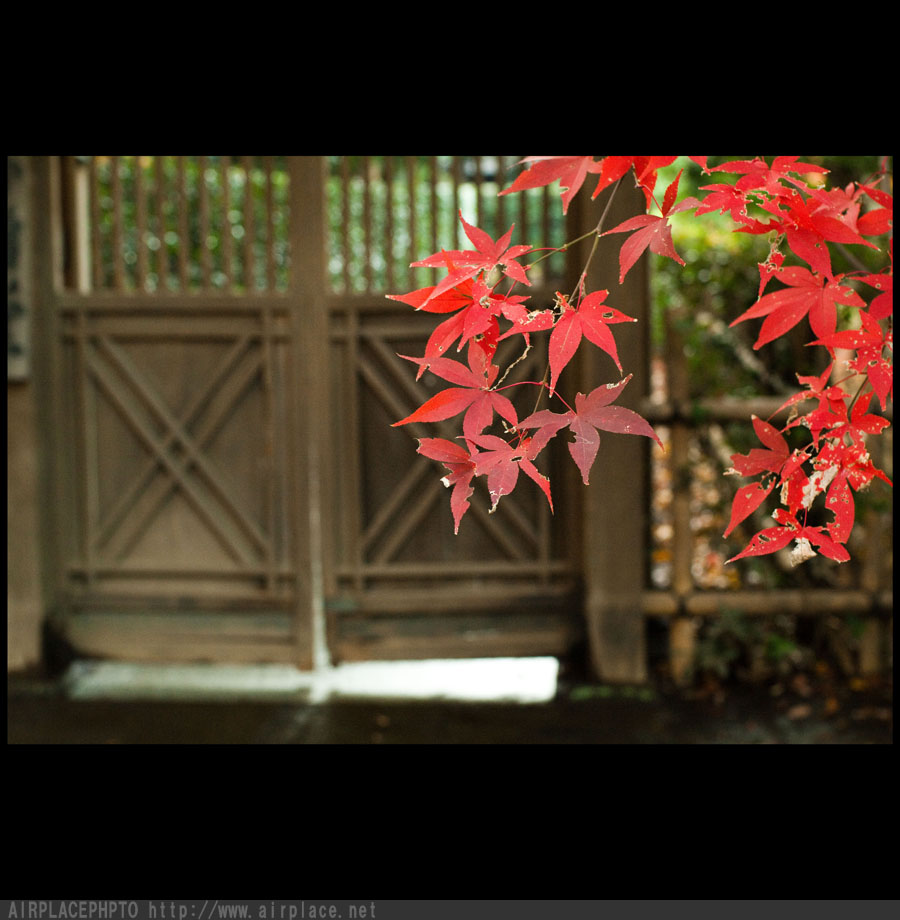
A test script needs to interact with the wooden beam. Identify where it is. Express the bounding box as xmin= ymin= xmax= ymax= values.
xmin=570 ymin=179 xmax=651 ymax=683
xmin=288 ymin=156 xmax=329 ymax=669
